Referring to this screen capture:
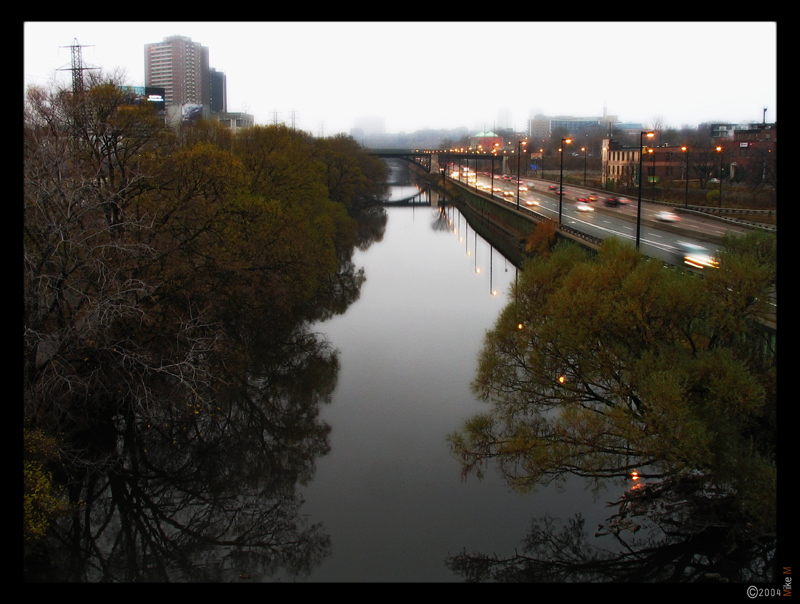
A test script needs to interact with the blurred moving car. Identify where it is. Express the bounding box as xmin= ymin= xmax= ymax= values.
xmin=676 ymin=242 xmax=719 ymax=269
xmin=576 ymin=201 xmax=594 ymax=212
xmin=604 ymin=197 xmax=620 ymax=207
xmin=655 ymin=210 xmax=680 ymax=222
xmin=525 ymin=198 xmax=540 ymax=206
